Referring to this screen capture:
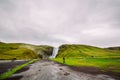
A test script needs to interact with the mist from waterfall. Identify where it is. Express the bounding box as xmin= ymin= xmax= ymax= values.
xmin=50 ymin=47 xmax=59 ymax=58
